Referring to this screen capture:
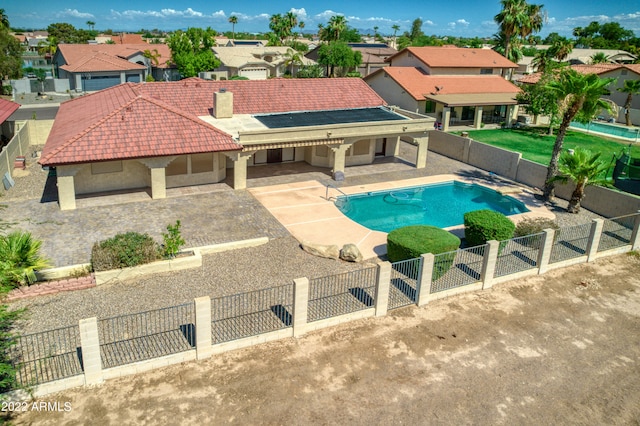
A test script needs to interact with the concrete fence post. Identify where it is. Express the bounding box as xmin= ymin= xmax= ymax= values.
xmin=630 ymin=211 xmax=640 ymax=251
xmin=416 ymin=253 xmax=434 ymax=306
xmin=537 ymin=229 xmax=556 ymax=274
xmin=194 ymin=296 xmax=212 ymax=360
xmin=78 ymin=317 xmax=103 ymax=386
xmin=481 ymin=241 xmax=500 ymax=289
xmin=586 ymin=219 xmax=604 ymax=262
xmin=293 ymin=278 xmax=309 ymax=337
xmin=374 ymin=262 xmax=392 ymax=317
